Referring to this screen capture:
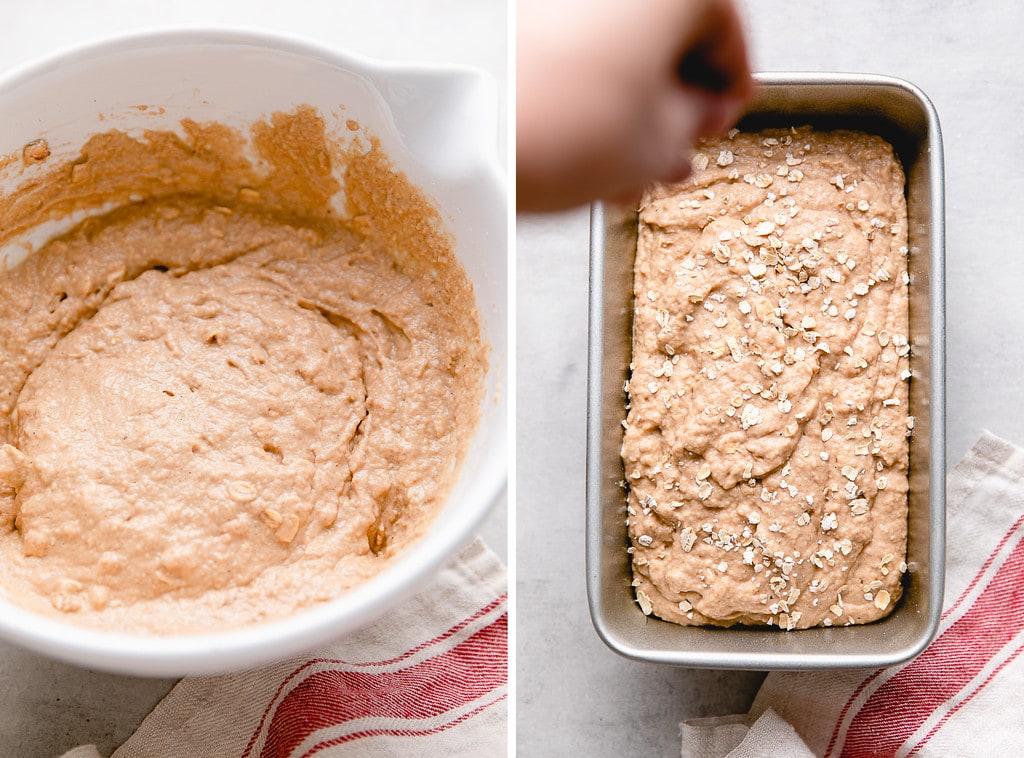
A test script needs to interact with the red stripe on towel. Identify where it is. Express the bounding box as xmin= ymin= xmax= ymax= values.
xmin=241 ymin=594 xmax=507 ymax=758
xmin=826 ymin=516 xmax=1024 ymax=758
xmin=908 ymin=642 xmax=1024 ymax=756
xmin=258 ymin=612 xmax=507 ymax=758
xmin=297 ymin=693 xmax=508 ymax=758
xmin=837 ymin=529 xmax=1024 ymax=757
